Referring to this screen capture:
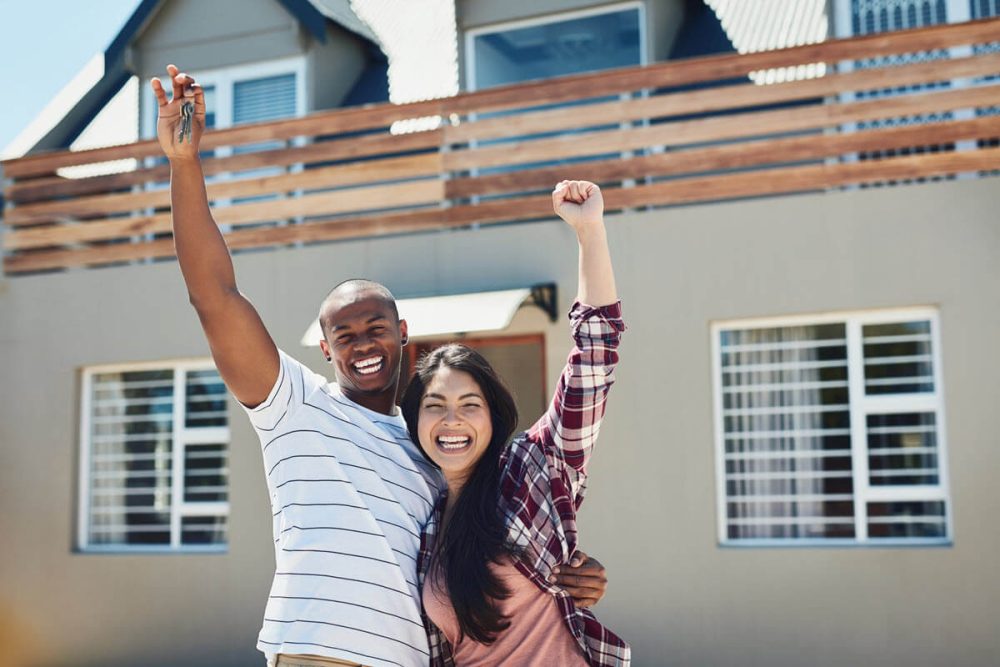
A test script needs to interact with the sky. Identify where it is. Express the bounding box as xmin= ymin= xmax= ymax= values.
xmin=1 ymin=0 xmax=143 ymax=154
